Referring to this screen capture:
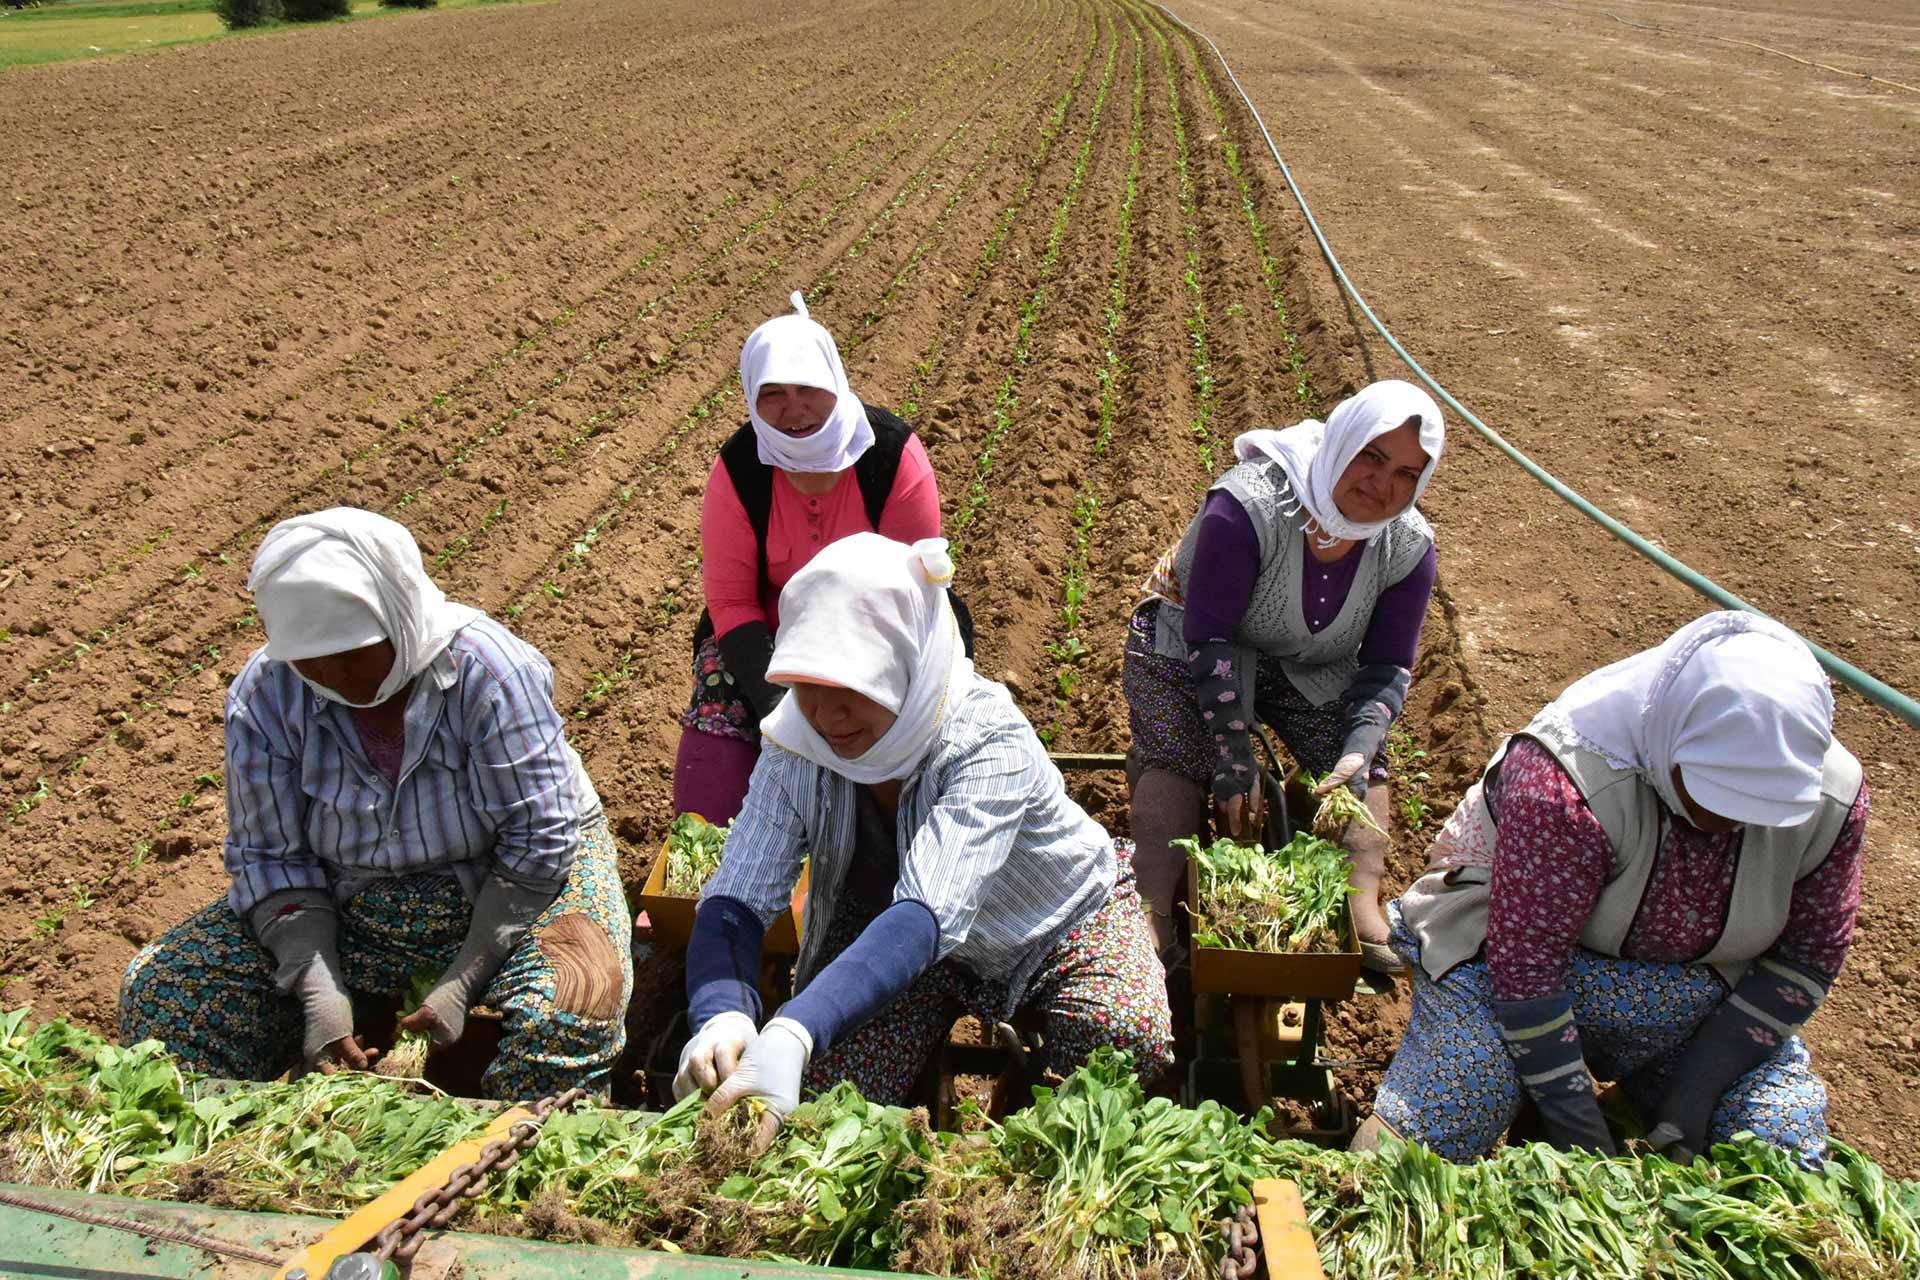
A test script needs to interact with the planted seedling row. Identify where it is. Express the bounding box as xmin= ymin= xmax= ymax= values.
xmin=1168 ymin=15 xmax=1317 ymax=408
xmin=1038 ymin=7 xmax=1148 ymax=744
xmin=897 ymin=0 xmax=1104 ymax=421
xmin=1145 ymin=14 xmax=1221 ymax=476
xmin=945 ymin=15 xmax=1124 ymax=556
